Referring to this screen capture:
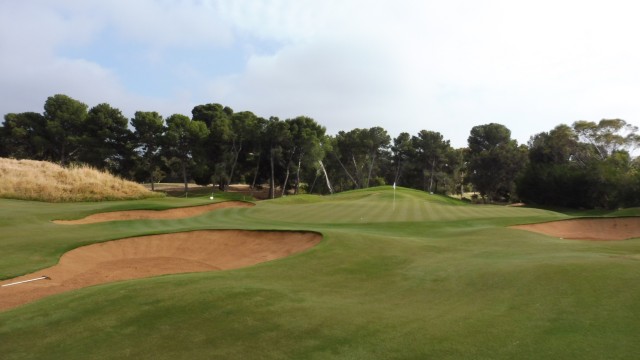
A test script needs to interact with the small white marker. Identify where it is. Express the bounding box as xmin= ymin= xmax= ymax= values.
xmin=1 ymin=275 xmax=51 ymax=287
